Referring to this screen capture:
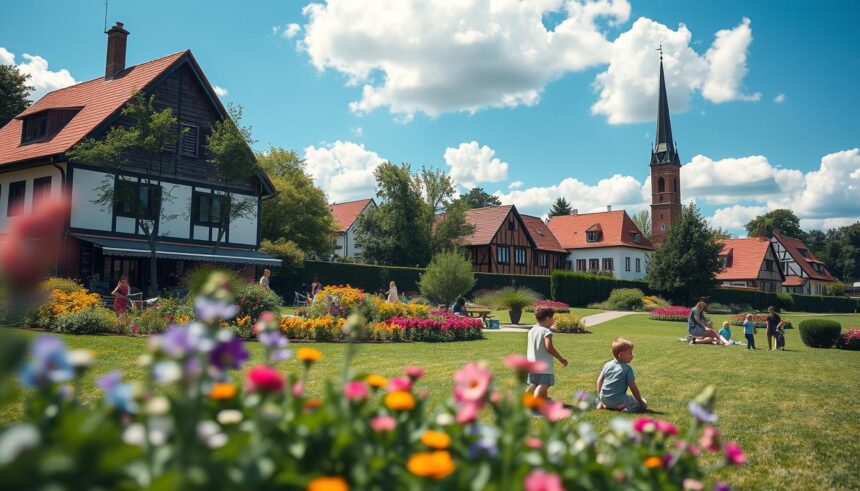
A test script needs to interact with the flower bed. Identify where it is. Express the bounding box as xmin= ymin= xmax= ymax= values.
xmin=373 ymin=311 xmax=483 ymax=342
xmin=280 ymin=315 xmax=347 ymax=341
xmin=836 ymin=329 xmax=860 ymax=350
xmin=553 ymin=313 xmax=587 ymax=333
xmin=730 ymin=314 xmax=793 ymax=330
xmin=649 ymin=306 xmax=691 ymax=322
xmin=525 ymin=300 xmax=570 ymax=313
